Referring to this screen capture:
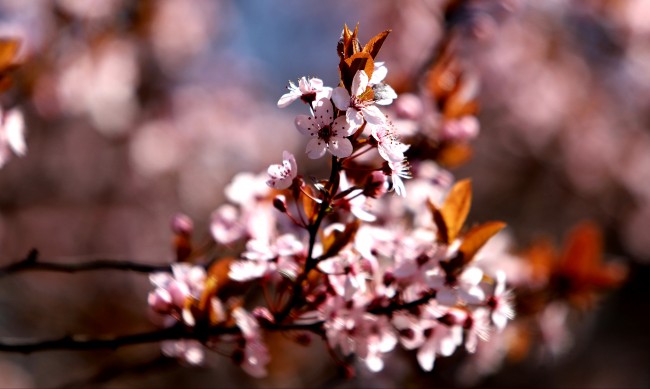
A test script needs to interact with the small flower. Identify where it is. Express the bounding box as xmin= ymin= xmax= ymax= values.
xmin=295 ymin=98 xmax=354 ymax=159
xmin=332 ymin=70 xmax=387 ymax=129
xmin=277 ymin=77 xmax=332 ymax=108
xmin=371 ymin=122 xmax=410 ymax=163
xmin=233 ymin=307 xmax=271 ymax=378
xmin=266 ymin=151 xmax=297 ymax=190
xmin=427 ymin=266 xmax=485 ymax=307
xmin=488 ymin=271 xmax=515 ymax=331
xmin=161 ymin=339 xmax=204 ymax=365
xmin=210 ymin=204 xmax=245 ymax=245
